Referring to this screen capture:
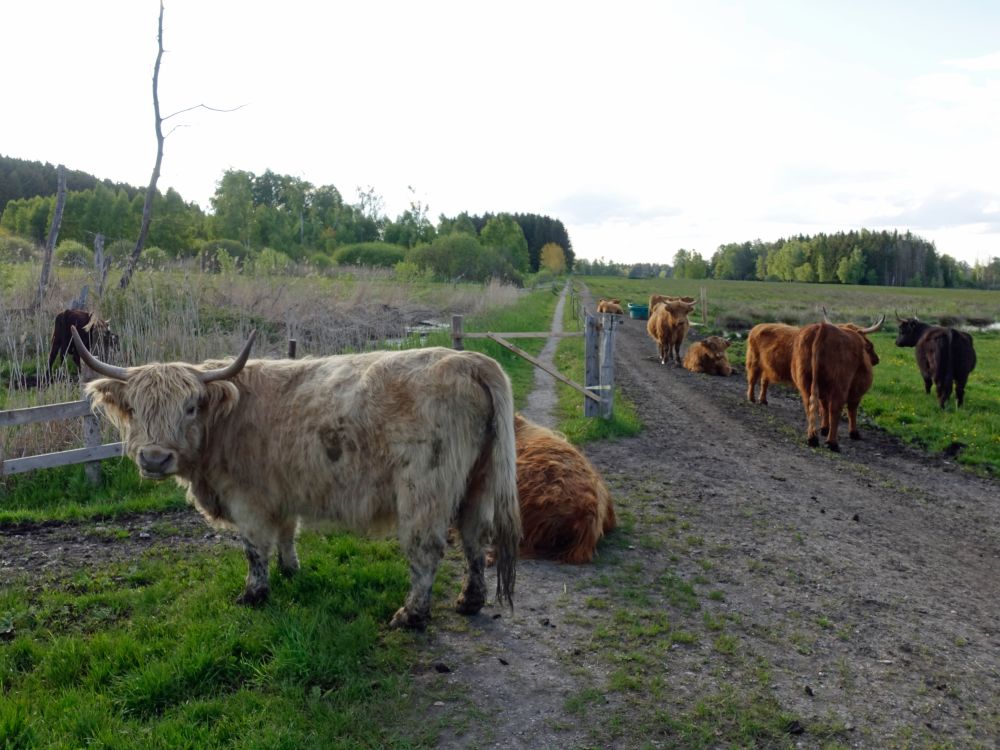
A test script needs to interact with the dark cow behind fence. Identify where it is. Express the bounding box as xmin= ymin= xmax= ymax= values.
xmin=791 ymin=316 xmax=883 ymax=451
xmin=48 ymin=309 xmax=118 ymax=376
xmin=895 ymin=314 xmax=977 ymax=408
xmin=73 ymin=327 xmax=521 ymax=631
